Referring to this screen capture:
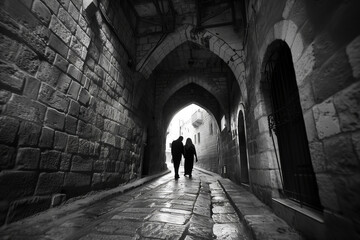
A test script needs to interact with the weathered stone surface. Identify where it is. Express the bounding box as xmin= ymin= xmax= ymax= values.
xmin=32 ymin=0 xmax=51 ymax=25
xmin=51 ymin=193 xmax=66 ymax=207
xmin=23 ymin=76 xmax=41 ymax=100
xmin=54 ymin=131 xmax=68 ymax=150
xmin=71 ymin=155 xmax=93 ymax=172
xmin=48 ymin=33 xmax=69 ymax=58
xmin=41 ymin=0 xmax=60 ymax=14
xmin=333 ymin=82 xmax=360 ymax=132
xmin=346 ymin=35 xmax=360 ymax=79
xmin=324 ymin=134 xmax=358 ymax=174
xmin=45 ymin=108 xmax=65 ymax=130
xmin=39 ymin=83 xmax=70 ymax=112
xmin=39 ymin=127 xmax=54 ymax=148
xmin=54 ymin=54 xmax=68 ymax=72
xmin=78 ymin=139 xmax=90 ymax=155
xmin=0 ymin=89 xmax=11 ymax=104
xmin=0 ymin=116 xmax=19 ymax=144
xmin=309 ymin=141 xmax=326 ymax=173
xmin=0 ymin=144 xmax=16 ymax=169
xmin=4 ymin=94 xmax=46 ymax=123
xmin=60 ymin=153 xmax=71 ymax=171
xmin=40 ymin=150 xmax=61 ymax=170
xmin=68 ymin=80 xmax=81 ymax=100
xmin=213 ymin=223 xmax=247 ymax=240
xmin=139 ymin=222 xmax=186 ymax=239
xmin=49 ymin=15 xmax=72 ymax=44
xmin=68 ymin=100 xmax=80 ymax=117
xmin=15 ymin=45 xmax=40 ymax=74
xmin=316 ymin=173 xmax=339 ymax=211
xmin=7 ymin=196 xmax=51 ymax=223
xmin=63 ymin=172 xmax=91 ymax=187
xmin=18 ymin=121 xmax=41 ymax=146
xmin=67 ymin=64 xmax=82 ymax=82
xmin=58 ymin=7 xmax=77 ymax=33
xmin=78 ymin=88 xmax=90 ymax=106
xmin=36 ymin=61 xmax=62 ymax=87
xmin=35 ymin=172 xmax=64 ymax=195
xmin=312 ymin=99 xmax=340 ymax=140
xmin=16 ymin=148 xmax=41 ymax=170
xmin=65 ymin=115 xmax=77 ymax=134
xmin=0 ymin=171 xmax=38 ymax=201
xmin=0 ymin=63 xmax=25 ymax=93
